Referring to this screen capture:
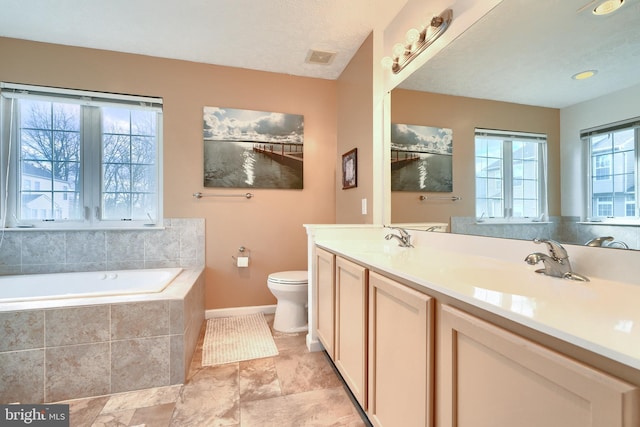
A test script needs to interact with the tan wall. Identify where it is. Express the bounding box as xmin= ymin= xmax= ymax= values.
xmin=390 ymin=89 xmax=560 ymax=224
xmin=336 ymin=33 xmax=374 ymax=223
xmin=0 ymin=37 xmax=337 ymax=310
